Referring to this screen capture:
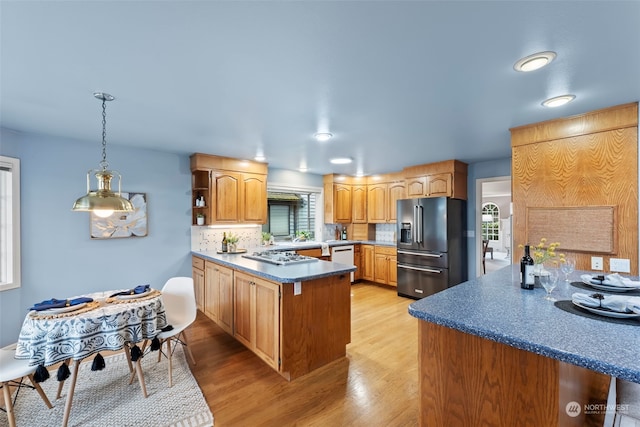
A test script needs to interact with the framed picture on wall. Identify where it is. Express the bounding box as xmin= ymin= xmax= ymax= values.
xmin=90 ymin=192 xmax=148 ymax=239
